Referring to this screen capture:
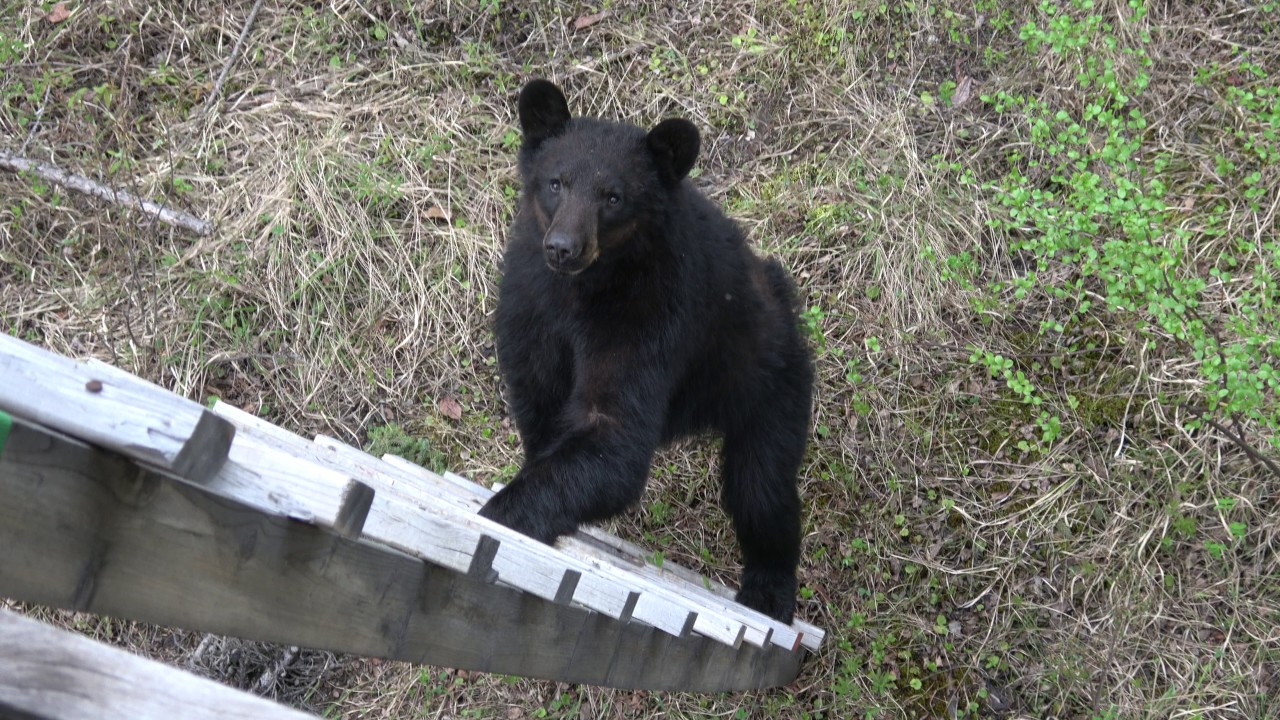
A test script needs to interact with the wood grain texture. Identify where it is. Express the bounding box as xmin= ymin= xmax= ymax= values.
xmin=214 ymin=401 xmax=819 ymax=651
xmin=313 ymin=434 xmax=740 ymax=644
xmin=0 ymin=335 xmax=233 ymax=482
xmin=0 ymin=609 xmax=314 ymax=720
xmin=334 ymin=480 xmax=376 ymax=539
xmin=223 ymin=428 xmax=646 ymax=627
xmin=439 ymin=471 xmax=826 ymax=651
xmin=0 ymin=418 xmax=802 ymax=691
xmin=441 ymin=470 xmax=830 ymax=651
xmin=205 ymin=405 xmax=709 ymax=641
